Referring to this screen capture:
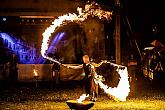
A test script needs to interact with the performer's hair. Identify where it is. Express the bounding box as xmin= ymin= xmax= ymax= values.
xmin=83 ymin=55 xmax=89 ymax=59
